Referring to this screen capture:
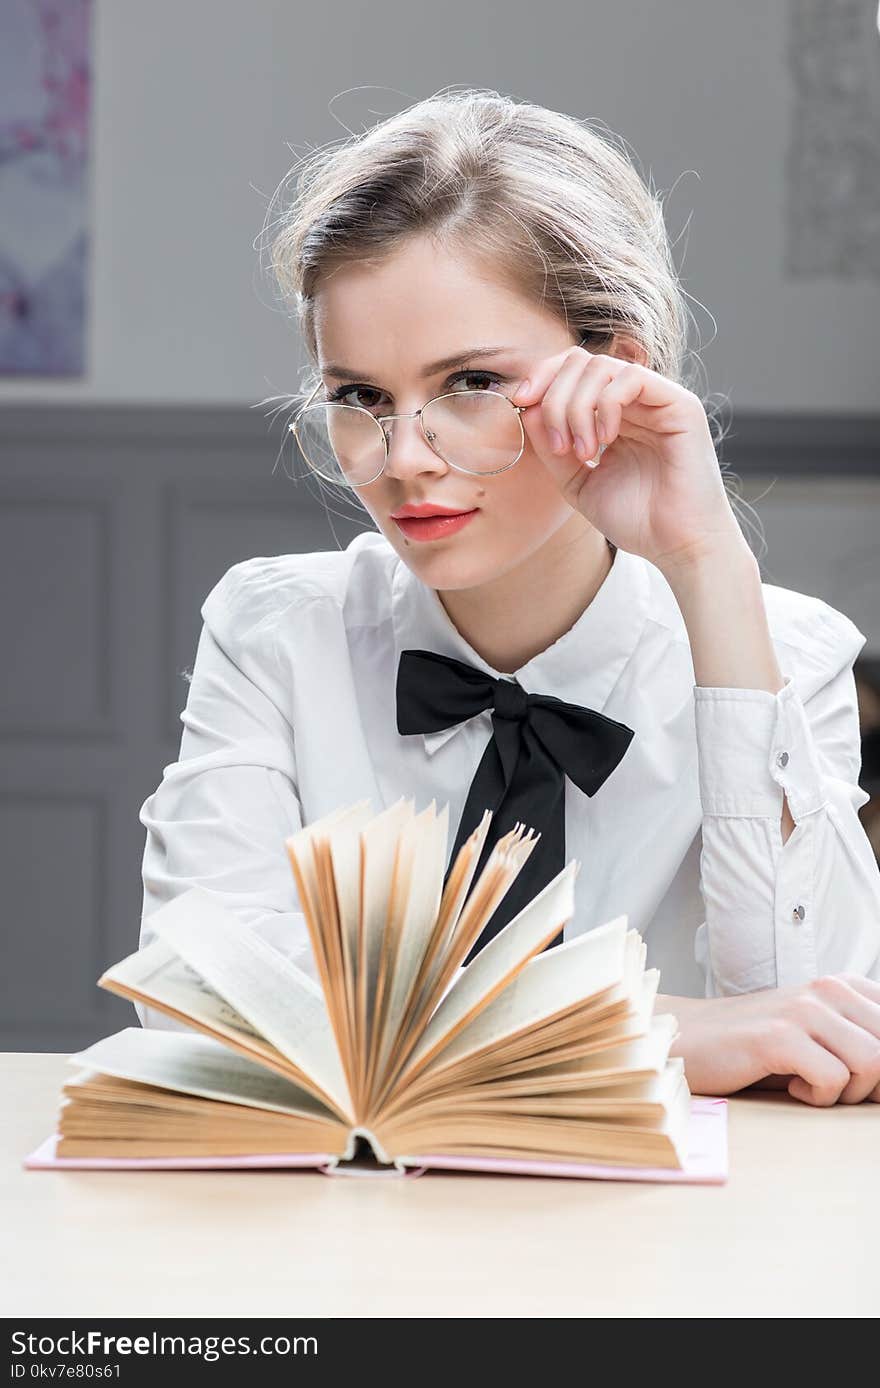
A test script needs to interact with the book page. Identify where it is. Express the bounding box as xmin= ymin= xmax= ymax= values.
xmin=406 ymin=863 xmax=581 ymax=1071
xmin=438 ymin=966 xmax=660 ymax=1089
xmin=284 ymin=800 xmax=369 ymax=996
xmin=147 ymin=886 xmax=353 ymax=1118
xmin=525 ymin=1022 xmax=680 ymax=1083
xmin=469 ymin=1013 xmax=680 ymax=1095
xmin=66 ymin=1027 xmax=339 ymax=1119
xmin=285 ymin=802 xmax=370 ymax=1049
xmin=357 ymin=798 xmax=414 ymax=1058
xmin=411 ymin=810 xmax=494 ymax=1007
xmin=453 ymin=1016 xmax=679 ymax=1095
xmin=377 ymin=820 xmax=530 ymax=1094
xmin=327 ymin=800 xmax=376 ymax=1016
xmin=101 ymin=934 xmax=267 ymax=1040
xmin=389 ymin=1054 xmax=686 ymax=1117
xmin=415 ymin=912 xmax=631 ymax=1075
xmin=373 ymin=802 xmax=448 ymax=1081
